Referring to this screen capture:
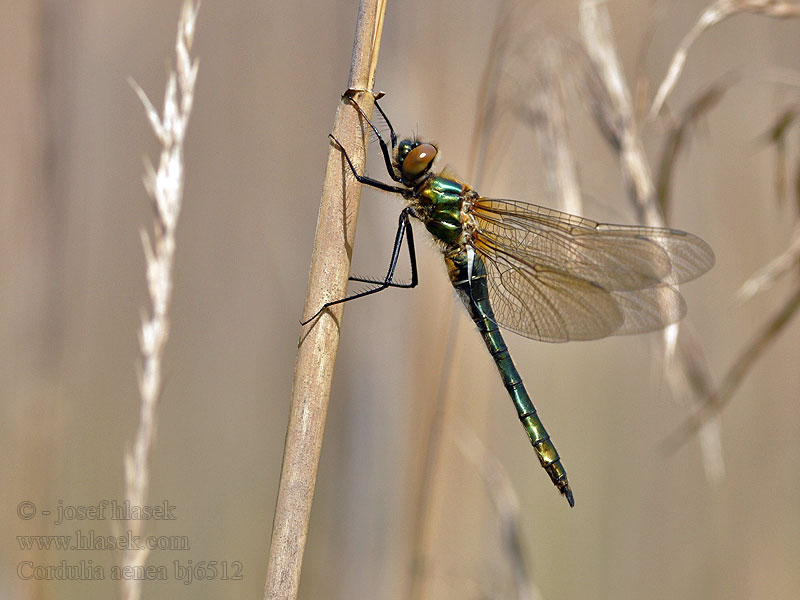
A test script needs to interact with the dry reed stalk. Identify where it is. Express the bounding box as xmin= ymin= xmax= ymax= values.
xmin=263 ymin=1 xmax=386 ymax=599
xmin=666 ymin=286 xmax=800 ymax=449
xmin=655 ymin=82 xmax=731 ymax=218
xmin=407 ymin=308 xmax=463 ymax=600
xmin=650 ymin=0 xmax=800 ymax=119
xmin=578 ymin=1 xmax=726 ymax=479
xmin=122 ymin=2 xmax=199 ymax=599
xmin=737 ymin=223 xmax=800 ymax=301
xmin=579 ymin=1 xmax=663 ymax=227
xmin=453 ymin=425 xmax=545 ymax=600
xmin=665 ymin=223 xmax=800 ymax=446
xmin=469 ymin=5 xmax=583 ymax=214
xmin=646 ymin=3 xmax=800 ymax=450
